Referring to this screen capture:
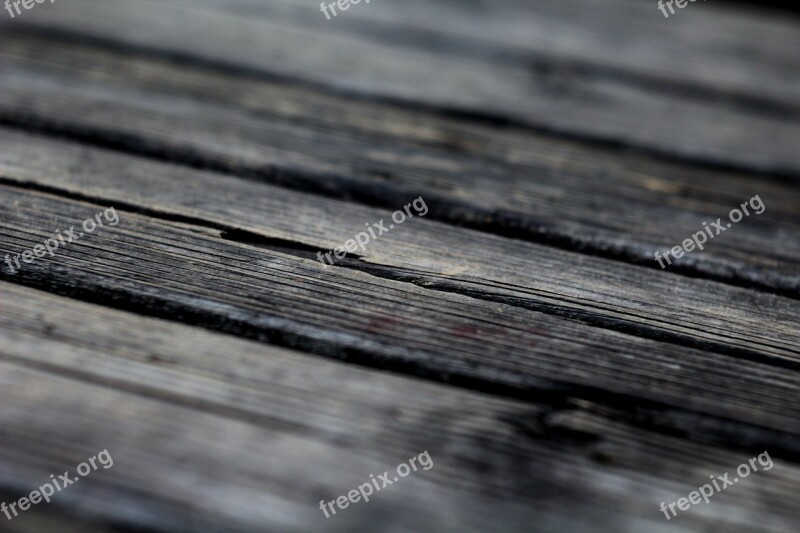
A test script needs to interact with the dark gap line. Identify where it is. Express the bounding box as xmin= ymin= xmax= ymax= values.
xmin=320 ymin=260 xmax=800 ymax=371
xmin=0 ymin=116 xmax=797 ymax=300
xmin=2 ymin=268 xmax=799 ymax=463
xmin=226 ymin=227 xmax=800 ymax=369
xmin=0 ymin=174 xmax=322 ymax=249
xmin=297 ymin=15 xmax=800 ymax=123
xmin=4 ymin=23 xmax=800 ymax=185
xmin=1 ymin=177 xmax=797 ymax=374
